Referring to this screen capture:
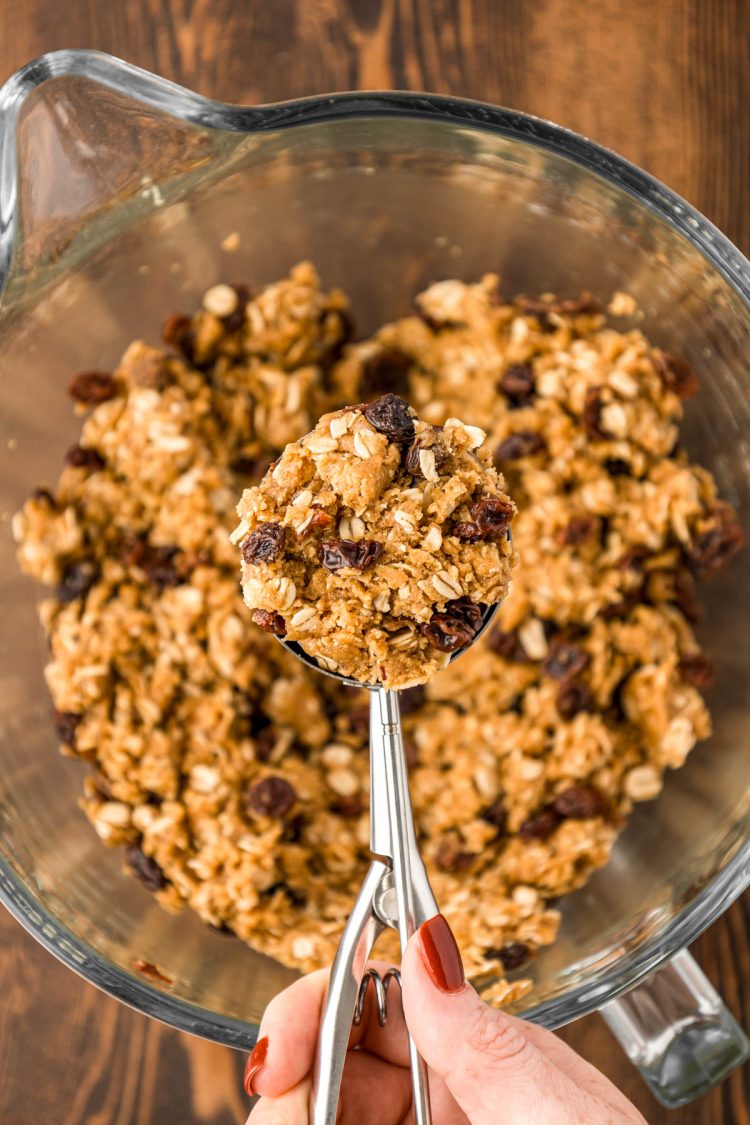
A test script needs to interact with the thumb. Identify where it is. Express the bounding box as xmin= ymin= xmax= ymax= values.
xmin=401 ymin=916 xmax=594 ymax=1125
